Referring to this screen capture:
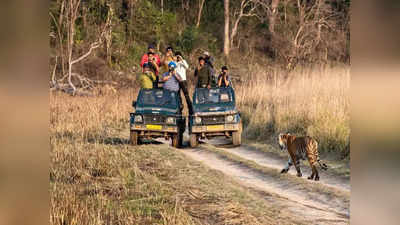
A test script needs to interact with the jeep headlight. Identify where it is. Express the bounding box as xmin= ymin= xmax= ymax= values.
xmin=134 ymin=115 xmax=143 ymax=123
xmin=166 ymin=117 xmax=175 ymax=124
xmin=195 ymin=116 xmax=202 ymax=124
xmin=226 ymin=115 xmax=234 ymax=123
